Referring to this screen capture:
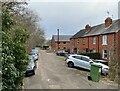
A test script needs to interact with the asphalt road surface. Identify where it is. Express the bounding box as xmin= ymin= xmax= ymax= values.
xmin=24 ymin=50 xmax=118 ymax=89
